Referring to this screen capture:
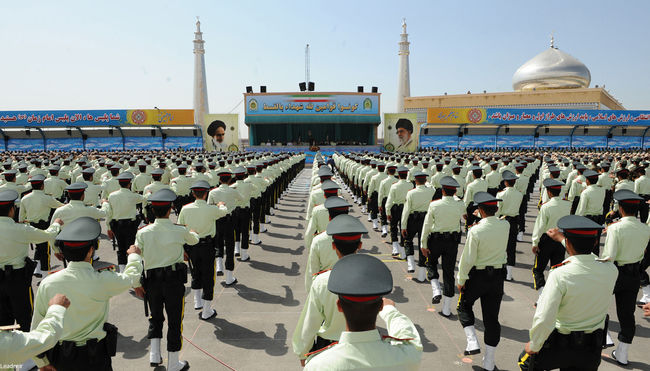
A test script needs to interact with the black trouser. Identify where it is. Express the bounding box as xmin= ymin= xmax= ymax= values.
xmin=379 ymin=198 xmax=388 ymax=225
xmin=110 ymin=219 xmax=139 ymax=265
xmin=505 ymin=216 xmax=519 ymax=266
xmin=532 ymin=234 xmax=565 ymax=290
xmin=368 ymin=191 xmax=379 ymax=220
xmin=518 ymin=197 xmax=527 ymax=233
xmin=251 ymin=197 xmax=261 ymax=234
xmin=173 ymin=195 xmax=192 ymax=216
xmin=0 ymin=266 xmax=34 ymax=331
xmin=640 ymin=243 xmax=650 ymax=287
xmin=405 ymin=212 xmax=426 ymax=267
xmin=570 ymin=196 xmax=580 ymax=215
xmin=389 ymin=204 xmax=404 ymax=244
xmin=145 ymin=264 xmax=187 ymax=352
xmin=517 ymin=329 xmax=603 ymax=371
xmin=31 ymin=220 xmax=51 ymax=270
xmin=216 ymin=215 xmax=235 ymax=271
xmin=487 ymin=187 xmax=498 ymax=196
xmin=614 ymin=262 xmax=641 ymax=343
xmin=457 ymin=267 xmax=505 ymax=347
xmin=584 ymin=215 xmax=603 ymax=255
xmin=259 ymin=191 xmax=268 ymax=225
xmin=189 ymin=238 xmax=216 ymax=301
xmin=48 ymin=337 xmax=113 ymax=371
xmin=308 ymin=336 xmax=334 ymax=353
xmin=603 ymin=190 xmax=614 ymax=219
xmin=640 ymin=194 xmax=650 ymax=223
xmin=426 ymin=232 xmax=460 ymax=297
xmin=234 ymin=207 xmax=251 ymax=250
xmin=465 ymin=204 xmax=478 ymax=229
